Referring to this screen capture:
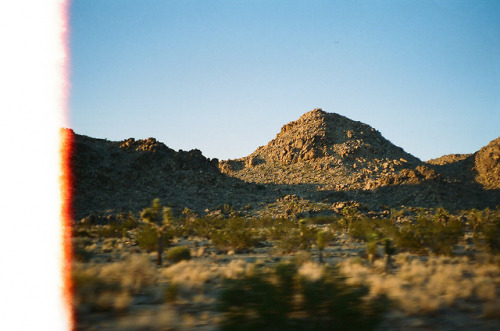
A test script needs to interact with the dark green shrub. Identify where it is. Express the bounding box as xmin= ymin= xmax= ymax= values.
xmin=349 ymin=218 xmax=376 ymax=241
xmin=348 ymin=218 xmax=393 ymax=242
xmin=166 ymin=246 xmax=191 ymax=263
xmin=94 ymin=223 xmax=123 ymax=238
xmin=210 ymin=218 xmax=261 ymax=252
xmin=180 ymin=217 xmax=225 ymax=238
xmin=273 ymin=220 xmax=318 ymax=253
xmin=393 ymin=214 xmax=463 ymax=255
xmin=480 ymin=218 xmax=500 ymax=254
xmin=117 ymin=211 xmax=139 ymax=230
xmin=218 ymin=262 xmax=387 ymax=331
